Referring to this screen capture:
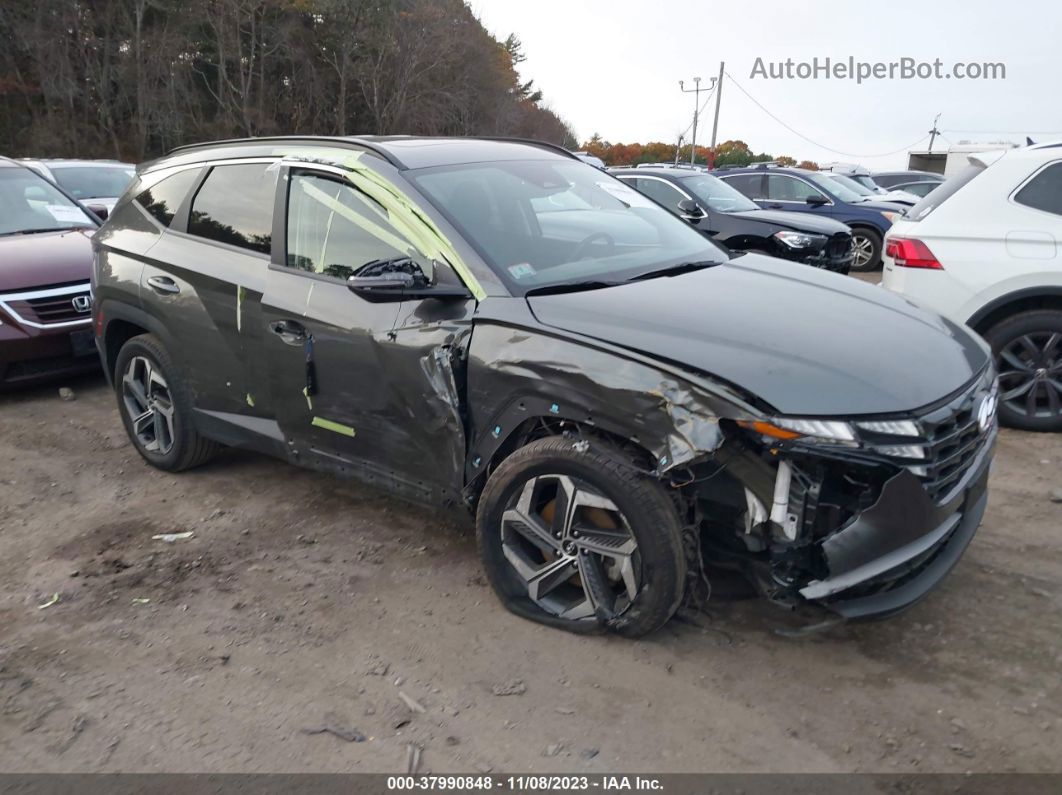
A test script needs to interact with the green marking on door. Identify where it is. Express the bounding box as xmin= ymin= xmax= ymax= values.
xmin=311 ymin=416 xmax=356 ymax=437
